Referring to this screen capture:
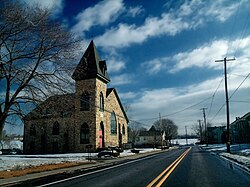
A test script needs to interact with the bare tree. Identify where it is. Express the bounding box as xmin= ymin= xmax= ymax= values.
xmin=128 ymin=121 xmax=146 ymax=145
xmin=153 ymin=118 xmax=178 ymax=143
xmin=0 ymin=0 xmax=80 ymax=139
